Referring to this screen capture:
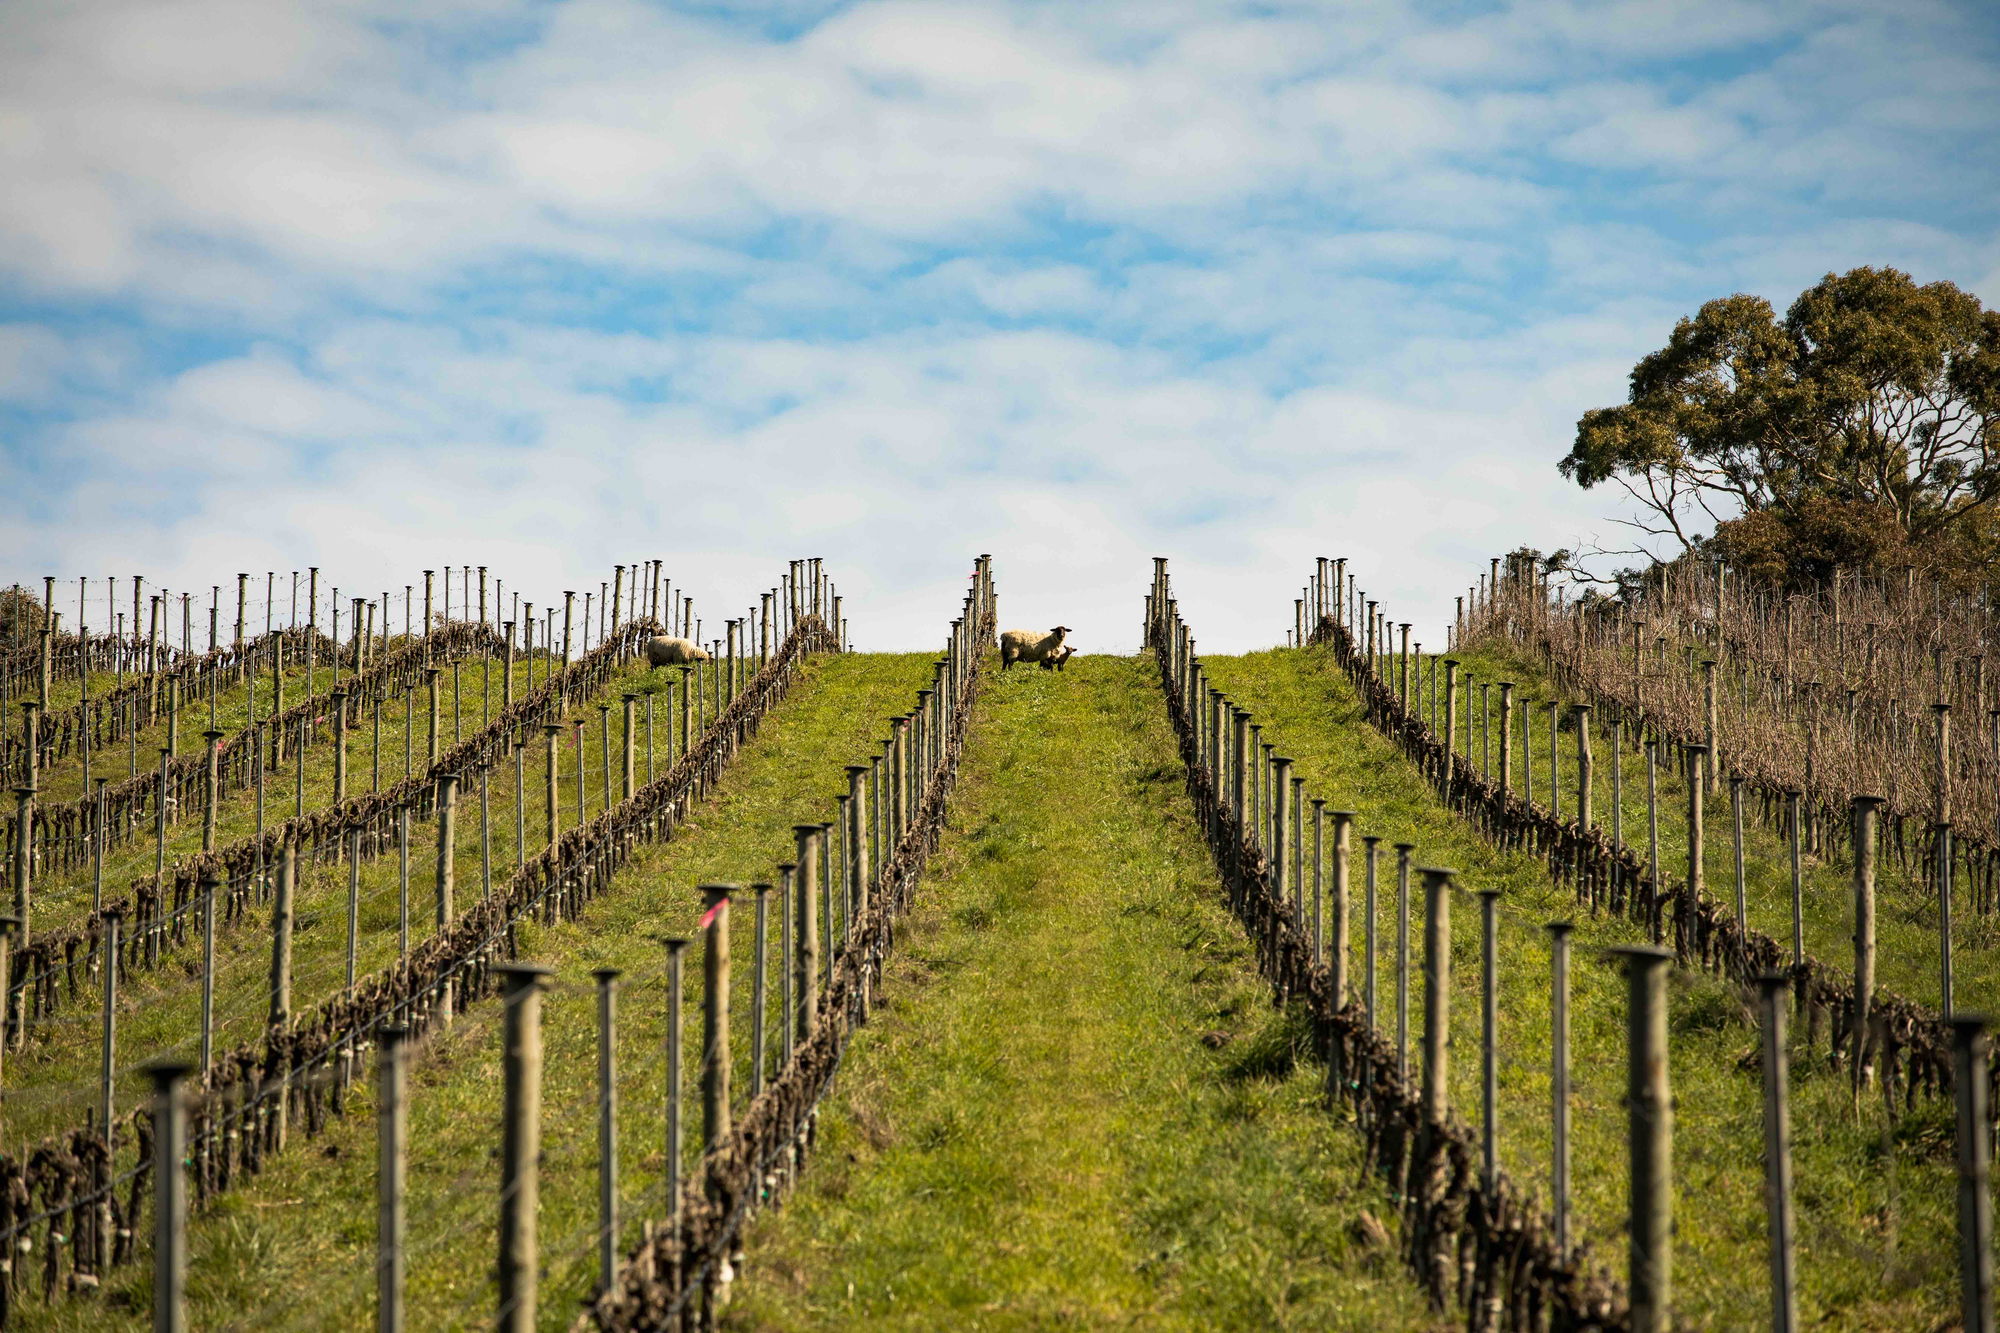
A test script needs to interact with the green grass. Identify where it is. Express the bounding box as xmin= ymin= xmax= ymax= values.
xmin=1 ymin=653 xmax=727 ymax=1154
xmin=27 ymin=657 xmax=534 ymax=927
xmin=1440 ymin=637 xmax=1996 ymax=1019
xmin=12 ymin=650 xmax=937 ymax=1331
xmin=726 ymin=655 xmax=1442 ymax=1332
xmin=28 ymin=661 xmax=313 ymax=808
xmin=13 ymin=643 xmax=1958 ymax=1330
xmin=1202 ymin=647 xmax=1957 ymax=1331
xmin=13 ymin=665 xmax=127 ymax=718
